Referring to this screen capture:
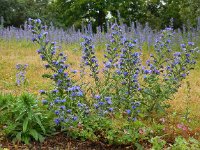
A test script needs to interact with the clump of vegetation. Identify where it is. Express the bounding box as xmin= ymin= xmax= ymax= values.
xmin=0 ymin=18 xmax=193 ymax=148
xmin=0 ymin=93 xmax=53 ymax=144
xmin=16 ymin=64 xmax=28 ymax=86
